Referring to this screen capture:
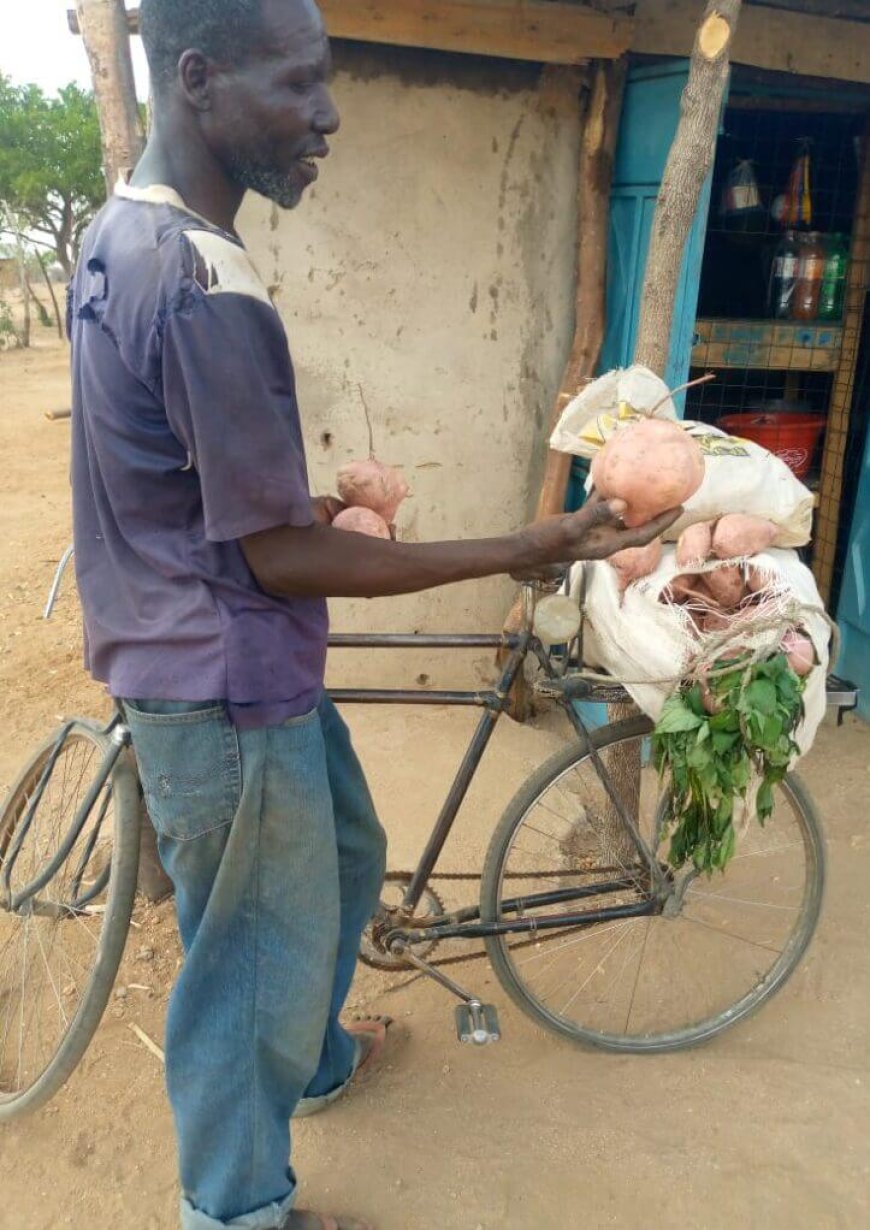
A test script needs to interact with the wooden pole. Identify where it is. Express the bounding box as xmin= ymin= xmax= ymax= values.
xmin=634 ymin=0 xmax=742 ymax=372
xmin=74 ymin=0 xmax=145 ymax=193
xmin=536 ymin=57 xmax=627 ymax=520
xmin=812 ymin=114 xmax=870 ymax=604
xmin=604 ymin=0 xmax=742 ymax=851
xmin=497 ymin=59 xmax=626 ymax=720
